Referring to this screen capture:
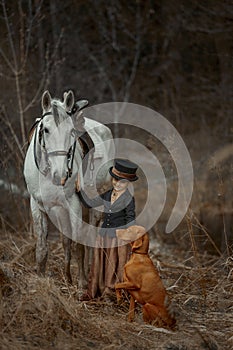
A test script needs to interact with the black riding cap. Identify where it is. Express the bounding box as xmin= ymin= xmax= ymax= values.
xmin=109 ymin=159 xmax=138 ymax=182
